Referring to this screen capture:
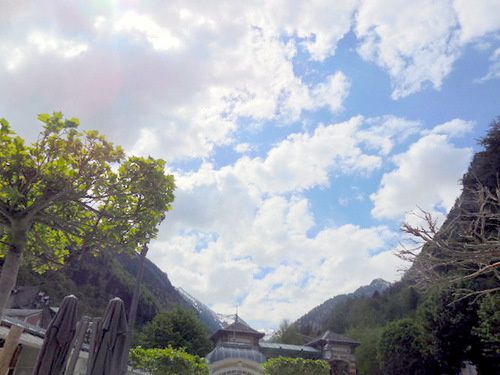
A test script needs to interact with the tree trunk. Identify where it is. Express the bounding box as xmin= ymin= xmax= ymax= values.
xmin=120 ymin=245 xmax=148 ymax=375
xmin=0 ymin=224 xmax=28 ymax=318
